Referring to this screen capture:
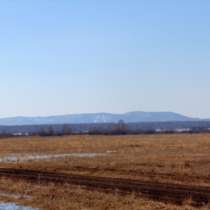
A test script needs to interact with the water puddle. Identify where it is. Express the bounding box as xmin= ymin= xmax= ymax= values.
xmin=0 ymin=151 xmax=115 ymax=163
xmin=0 ymin=202 xmax=39 ymax=210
